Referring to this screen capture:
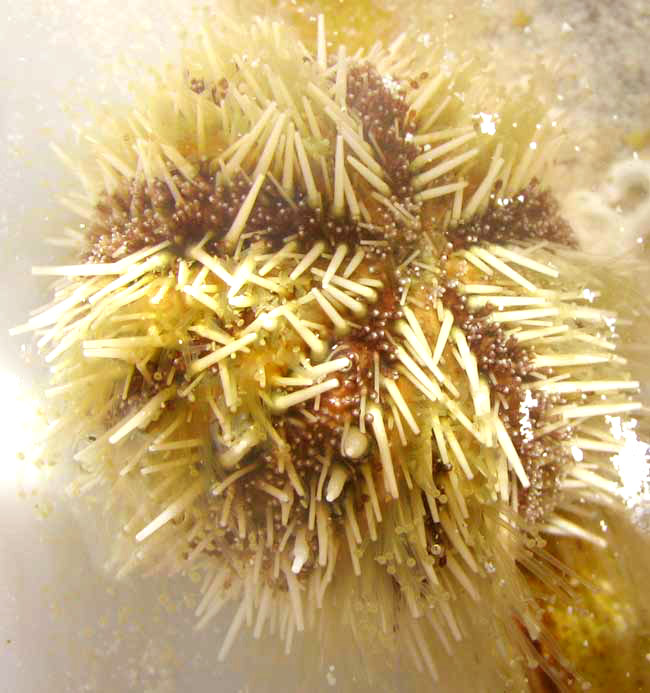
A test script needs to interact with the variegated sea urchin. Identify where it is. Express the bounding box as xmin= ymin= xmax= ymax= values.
xmin=12 ymin=9 xmax=649 ymax=692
